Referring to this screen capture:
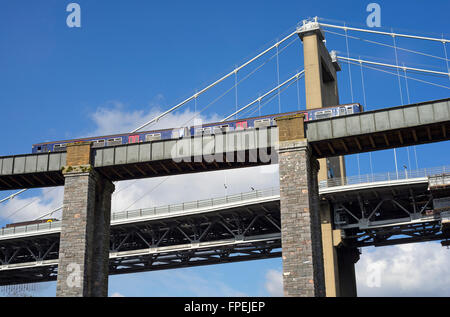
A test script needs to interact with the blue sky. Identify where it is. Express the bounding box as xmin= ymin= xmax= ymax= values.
xmin=0 ymin=0 xmax=449 ymax=297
